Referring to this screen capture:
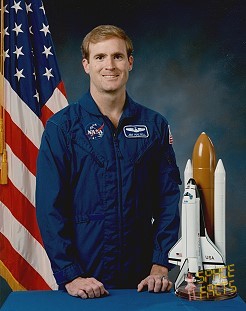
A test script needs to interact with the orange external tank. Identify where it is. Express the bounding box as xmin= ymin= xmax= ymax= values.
xmin=192 ymin=132 xmax=216 ymax=241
